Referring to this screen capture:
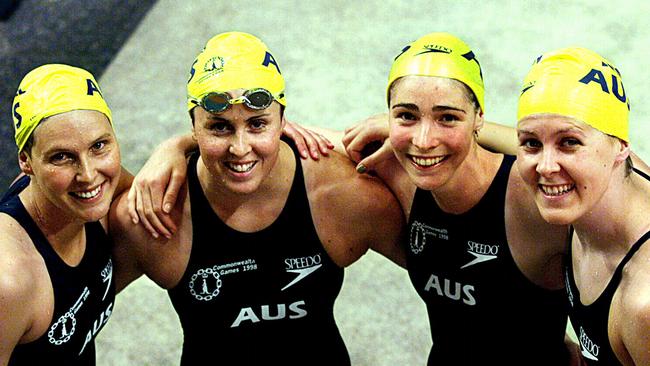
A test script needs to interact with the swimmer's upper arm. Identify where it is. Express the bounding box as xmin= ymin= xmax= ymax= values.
xmin=345 ymin=170 xmax=406 ymax=267
xmin=108 ymin=191 xmax=147 ymax=292
xmin=625 ymin=302 xmax=650 ymax=365
xmin=619 ymin=260 xmax=650 ymax=365
xmin=0 ymin=222 xmax=37 ymax=365
xmin=478 ymin=121 xmax=518 ymax=155
xmin=308 ymin=153 xmax=406 ymax=267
